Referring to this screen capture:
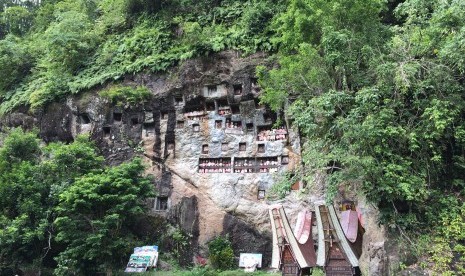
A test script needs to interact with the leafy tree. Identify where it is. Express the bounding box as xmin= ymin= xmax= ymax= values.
xmin=54 ymin=158 xmax=153 ymax=275
xmin=0 ymin=131 xmax=104 ymax=269
xmin=0 ymin=35 xmax=33 ymax=97
xmin=0 ymin=129 xmax=42 ymax=266
xmin=1 ymin=6 xmax=33 ymax=36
